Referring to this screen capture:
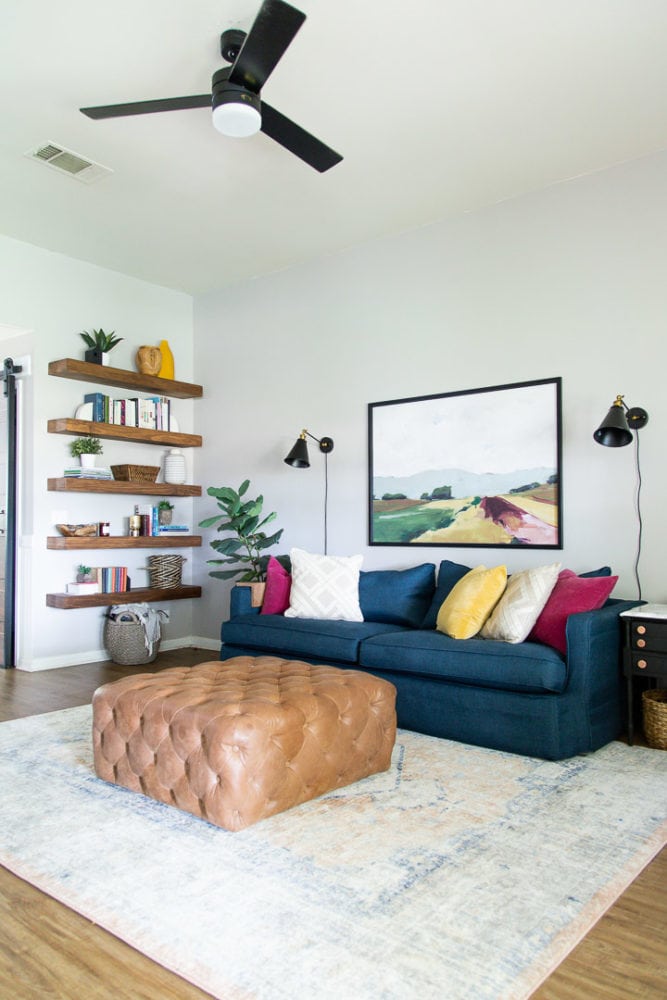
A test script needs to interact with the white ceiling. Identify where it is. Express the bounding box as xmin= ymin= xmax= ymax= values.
xmin=3 ymin=1 xmax=667 ymax=294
